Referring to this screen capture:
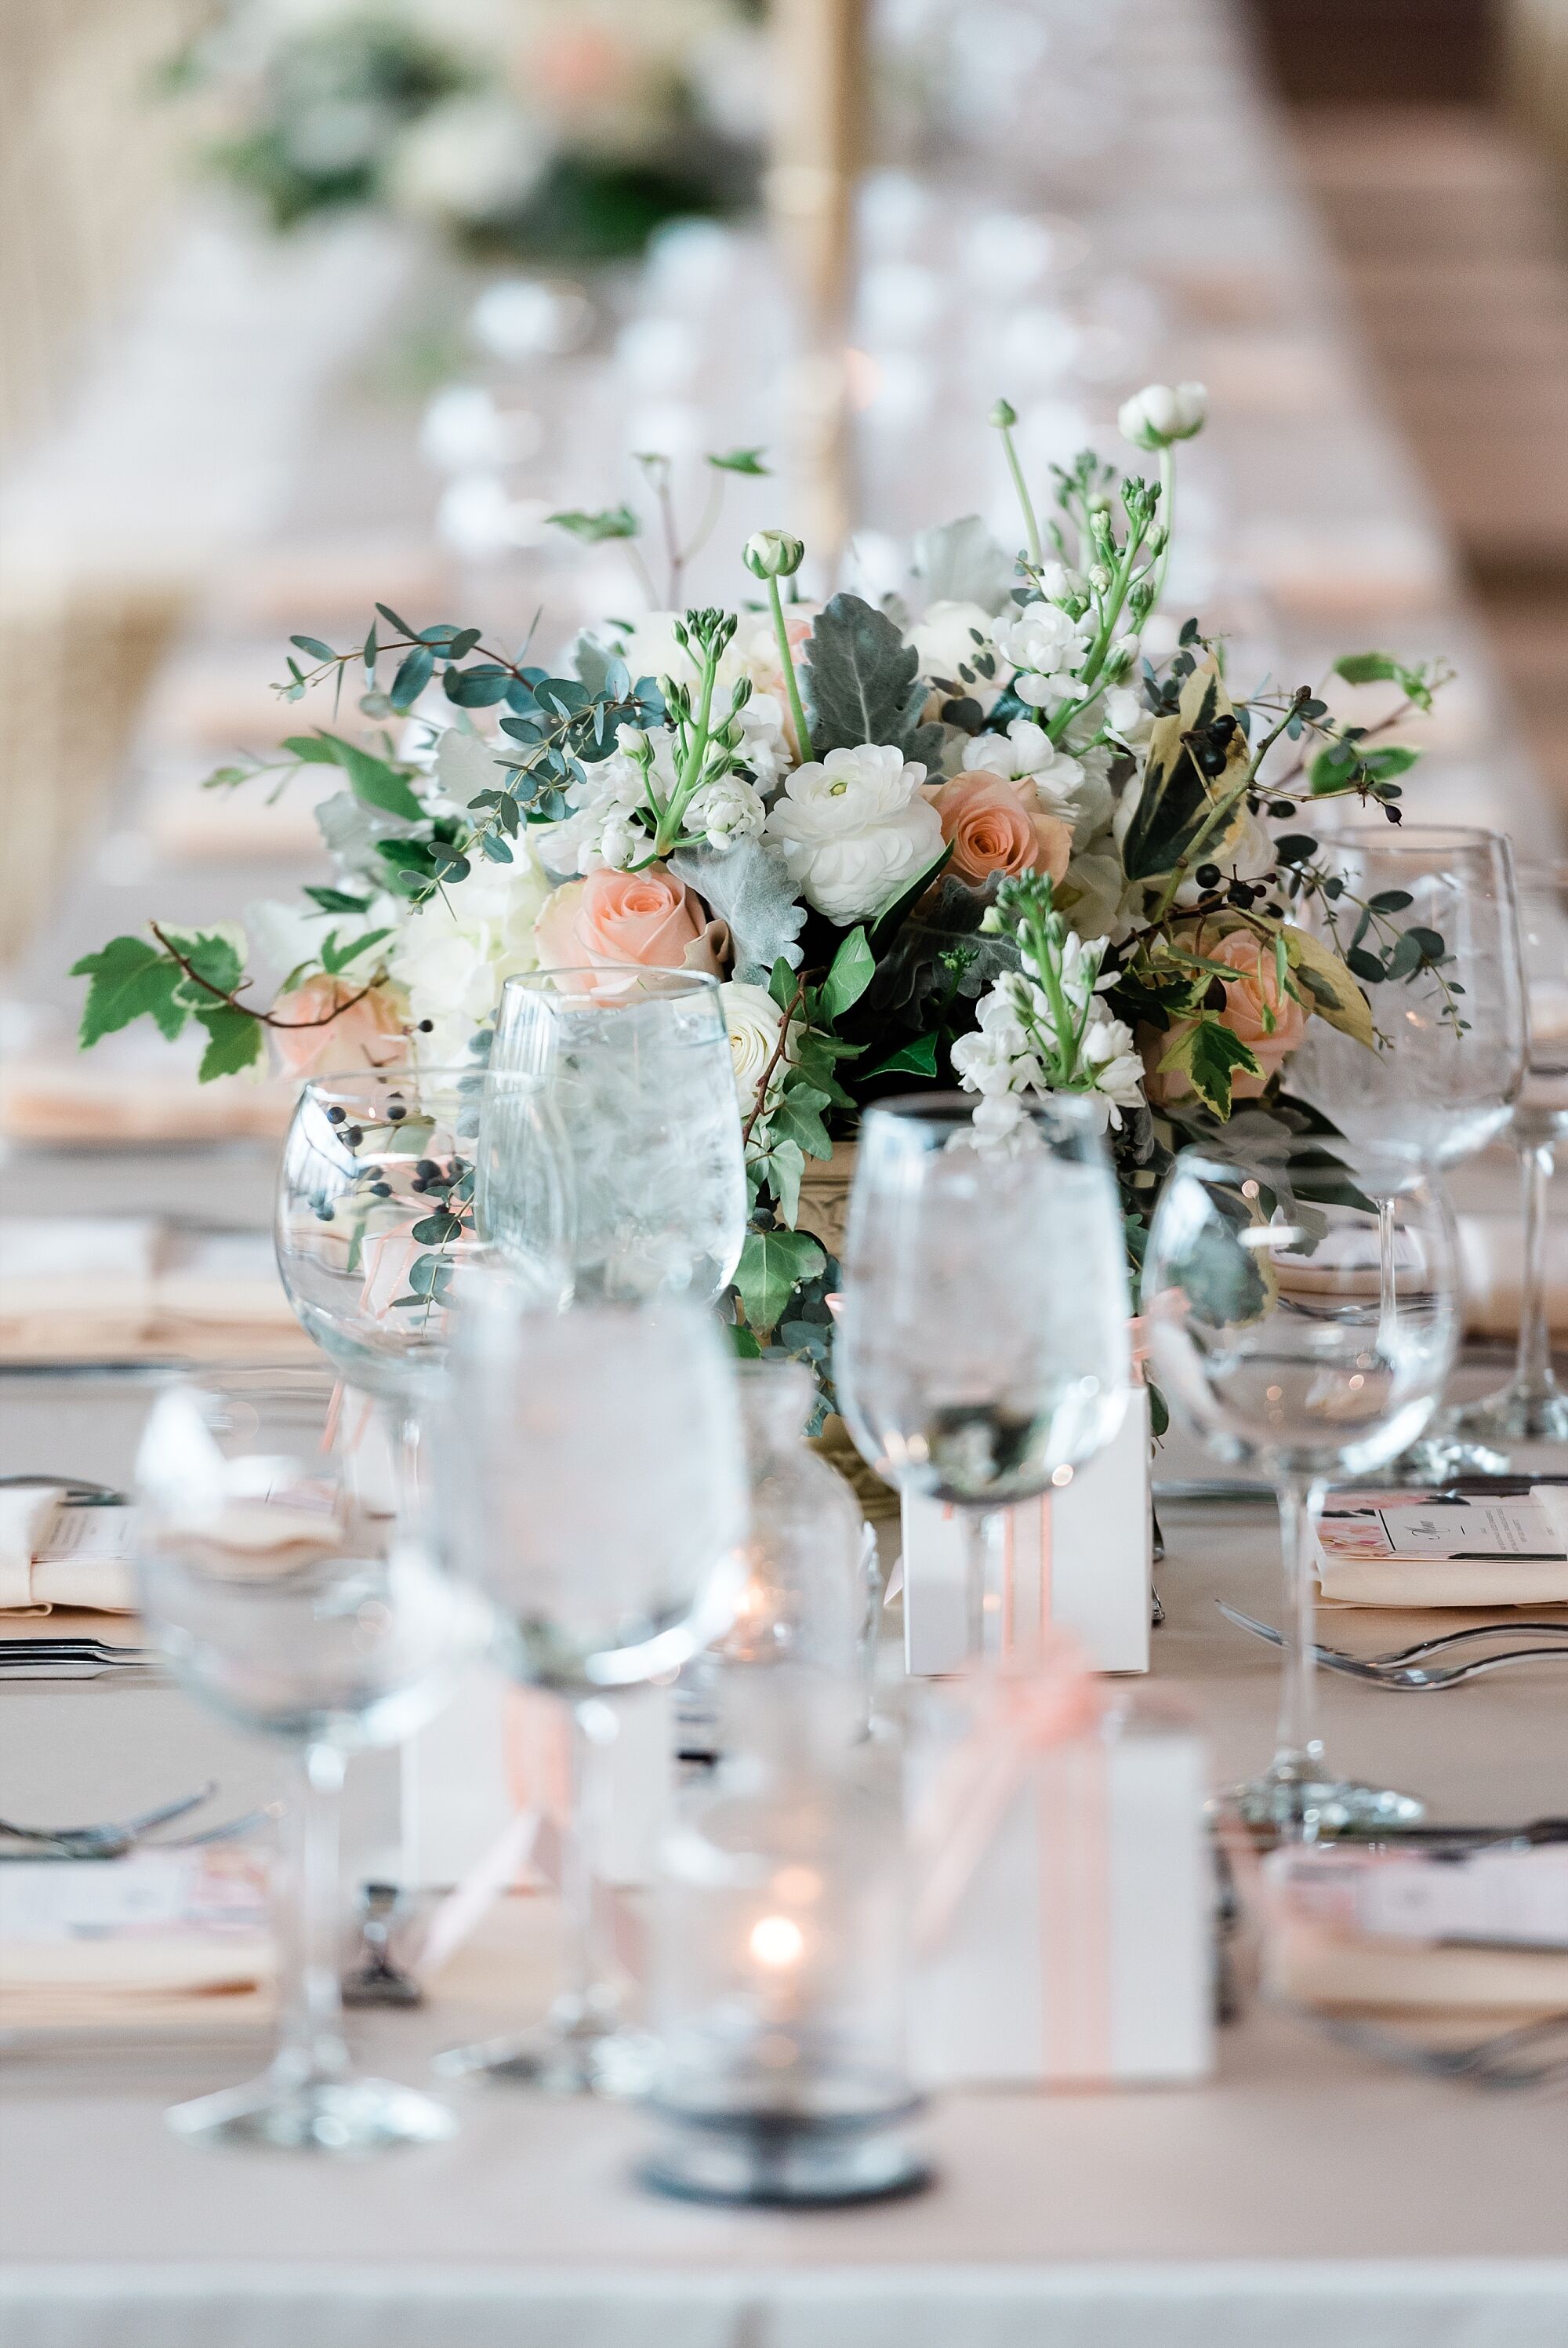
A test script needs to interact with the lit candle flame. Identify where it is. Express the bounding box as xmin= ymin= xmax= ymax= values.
xmin=749 ymin=1914 xmax=806 ymax=1969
